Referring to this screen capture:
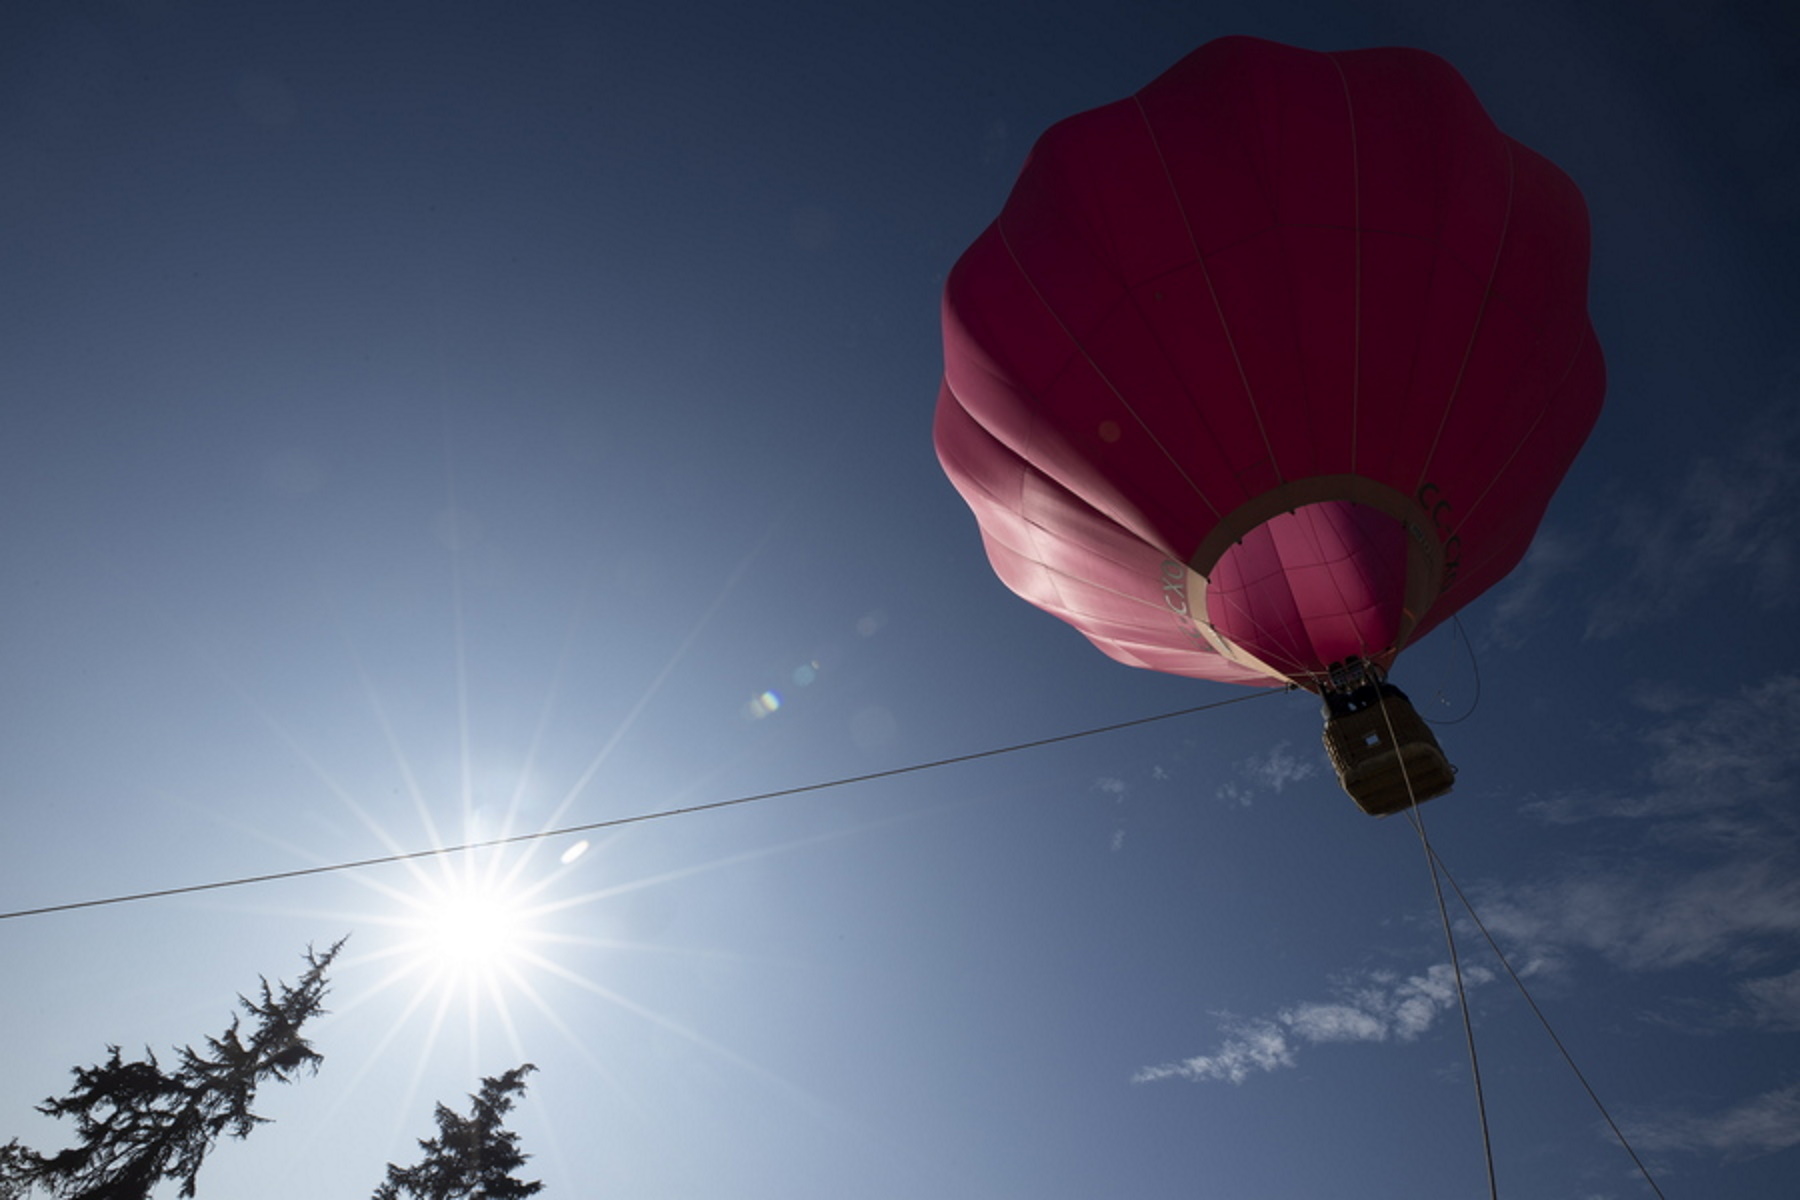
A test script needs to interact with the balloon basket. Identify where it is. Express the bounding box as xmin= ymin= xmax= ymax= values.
xmin=1320 ymin=682 xmax=1456 ymax=817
